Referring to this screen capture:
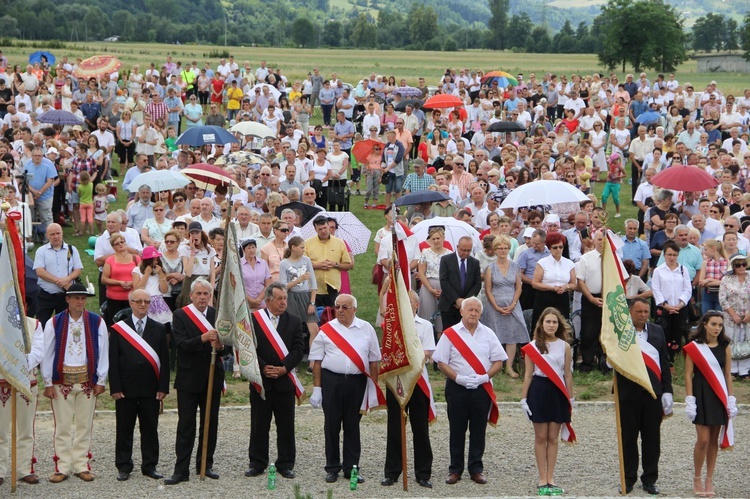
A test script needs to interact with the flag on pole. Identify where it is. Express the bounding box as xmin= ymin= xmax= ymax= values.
xmin=380 ymin=255 xmax=426 ymax=407
xmin=215 ymin=224 xmax=265 ymax=398
xmin=0 ymin=231 xmax=32 ymax=399
xmin=601 ymin=231 xmax=656 ymax=398
xmin=394 ymin=222 xmax=412 ymax=291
